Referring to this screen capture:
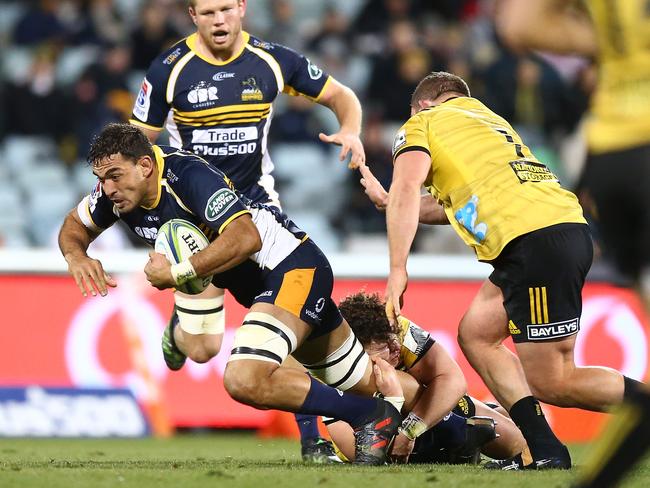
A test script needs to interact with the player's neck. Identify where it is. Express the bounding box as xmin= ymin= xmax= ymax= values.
xmin=195 ymin=32 xmax=245 ymax=63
